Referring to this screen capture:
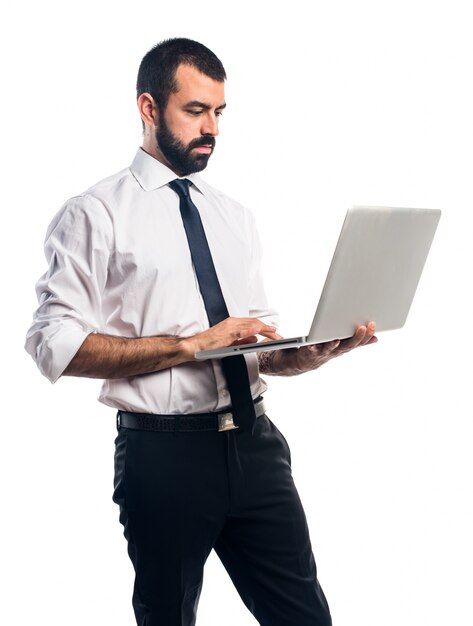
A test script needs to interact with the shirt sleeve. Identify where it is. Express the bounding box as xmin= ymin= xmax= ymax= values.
xmin=25 ymin=194 xmax=113 ymax=383
xmin=247 ymin=212 xmax=279 ymax=327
